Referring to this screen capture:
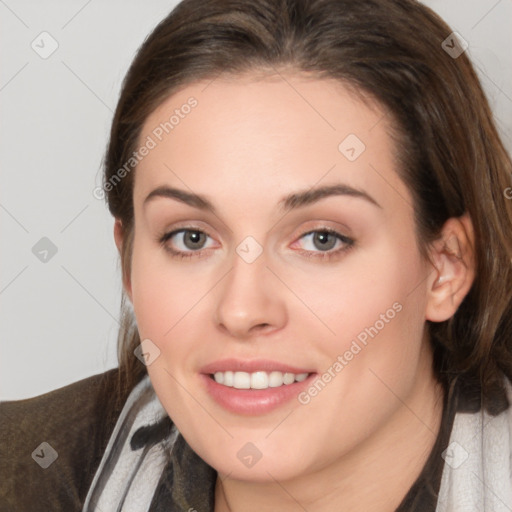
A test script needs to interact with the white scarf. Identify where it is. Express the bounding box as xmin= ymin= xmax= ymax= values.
xmin=82 ymin=374 xmax=512 ymax=511
xmin=82 ymin=375 xmax=176 ymax=512
xmin=435 ymin=377 xmax=512 ymax=511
